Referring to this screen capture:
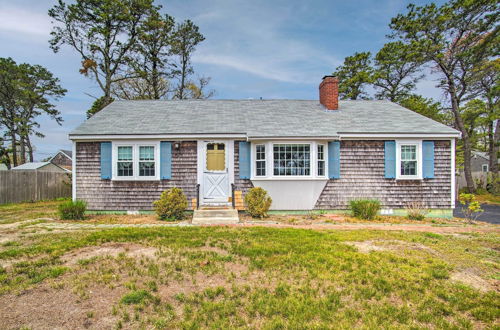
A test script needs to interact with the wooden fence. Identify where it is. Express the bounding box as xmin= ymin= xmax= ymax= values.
xmin=0 ymin=171 xmax=72 ymax=204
